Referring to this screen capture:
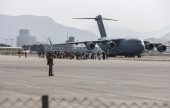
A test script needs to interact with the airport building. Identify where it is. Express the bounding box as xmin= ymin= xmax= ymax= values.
xmin=45 ymin=37 xmax=75 ymax=52
xmin=16 ymin=29 xmax=36 ymax=47
xmin=0 ymin=47 xmax=23 ymax=54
